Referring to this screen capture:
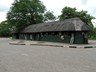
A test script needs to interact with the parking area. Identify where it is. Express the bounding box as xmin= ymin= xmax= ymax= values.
xmin=0 ymin=38 xmax=96 ymax=72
